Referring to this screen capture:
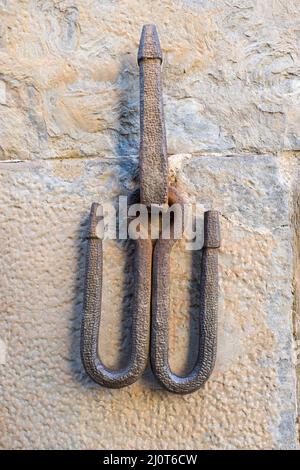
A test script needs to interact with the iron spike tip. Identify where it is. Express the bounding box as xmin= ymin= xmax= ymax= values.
xmin=138 ymin=24 xmax=162 ymax=64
